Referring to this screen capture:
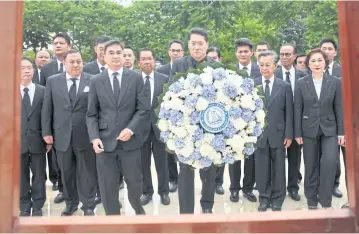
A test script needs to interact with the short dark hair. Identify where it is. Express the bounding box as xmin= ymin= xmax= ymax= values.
xmin=52 ymin=32 xmax=71 ymax=45
xmin=305 ymin=48 xmax=330 ymax=71
xmin=137 ymin=48 xmax=155 ymax=60
xmin=104 ymin=40 xmax=125 ymax=52
xmin=320 ymin=38 xmax=338 ymax=51
xmin=256 ymin=40 xmax=270 ymax=50
xmin=235 ymin=38 xmax=253 ymax=51
xmin=124 ymin=46 xmax=136 ymax=54
xmin=64 ymin=49 xmax=81 ymax=59
xmin=280 ymin=44 xmax=297 ymax=54
xmin=258 ymin=50 xmax=278 ymax=63
xmin=21 ymin=57 xmax=35 ymax=68
xmin=207 ymin=47 xmax=221 ymax=58
xmin=294 ymin=54 xmax=306 ymax=65
xmin=168 ymin=40 xmax=184 ymax=50
xmin=188 ymin=27 xmax=208 ymax=42
xmin=95 ymin=35 xmax=111 ymax=45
